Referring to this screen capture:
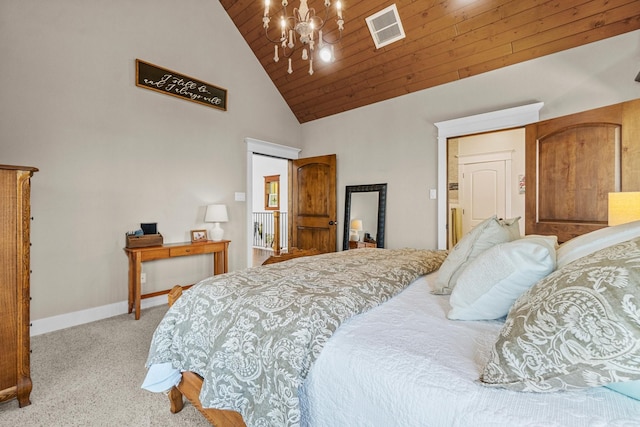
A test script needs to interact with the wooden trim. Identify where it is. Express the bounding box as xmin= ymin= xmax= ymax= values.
xmin=222 ymin=1 xmax=640 ymax=122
